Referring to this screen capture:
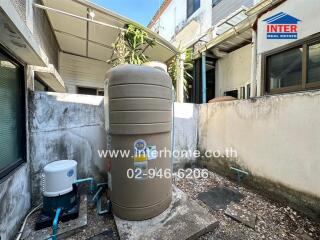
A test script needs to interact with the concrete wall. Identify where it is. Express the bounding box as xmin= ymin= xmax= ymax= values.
xmin=173 ymin=103 xmax=198 ymax=169
xmin=29 ymin=92 xmax=107 ymax=203
xmin=0 ymin=165 xmax=31 ymax=240
xmin=28 ymin=94 xmax=199 ymax=204
xmin=198 ymin=91 xmax=320 ymax=219
xmin=215 ymin=44 xmax=252 ymax=98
